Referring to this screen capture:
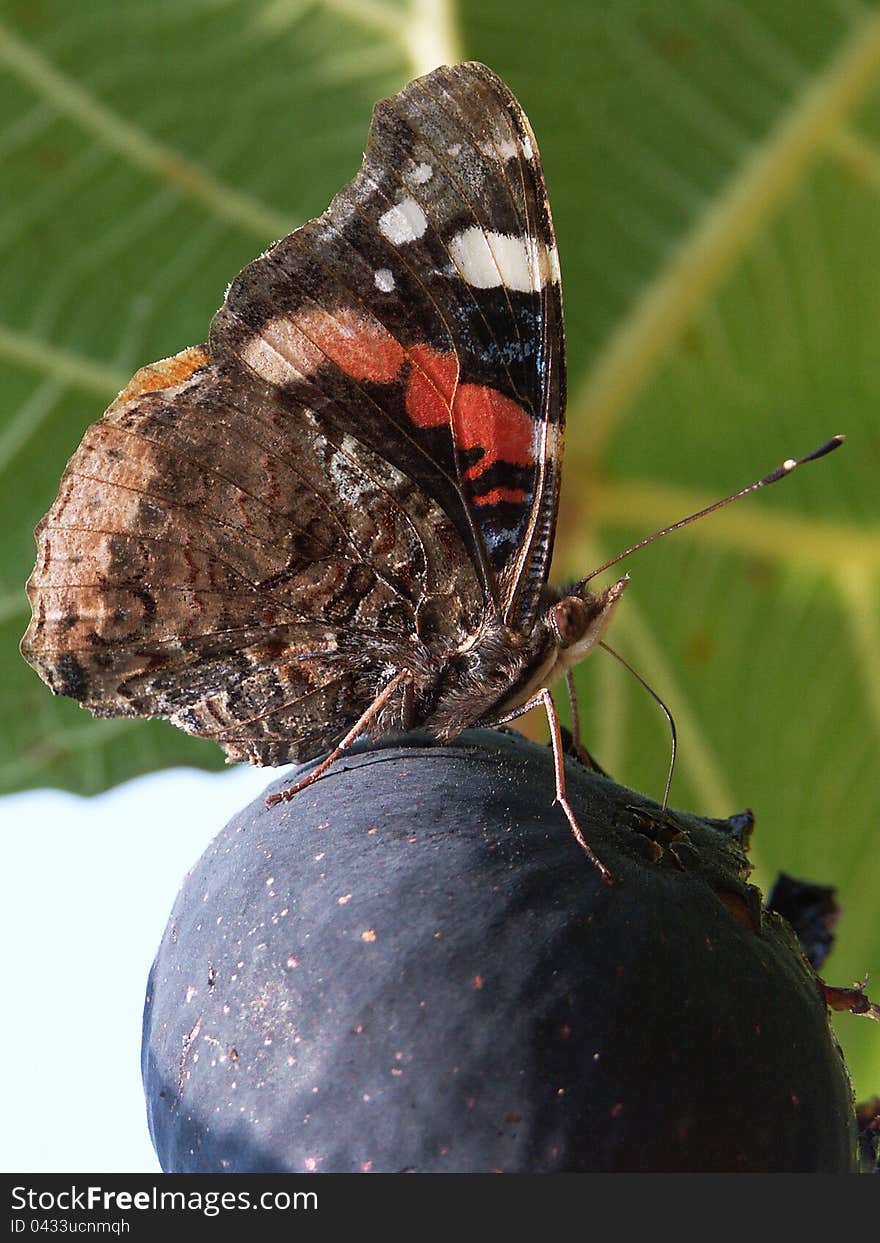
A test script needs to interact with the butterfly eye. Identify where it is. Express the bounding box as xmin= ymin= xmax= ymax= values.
xmin=548 ymin=597 xmax=591 ymax=648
